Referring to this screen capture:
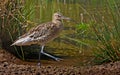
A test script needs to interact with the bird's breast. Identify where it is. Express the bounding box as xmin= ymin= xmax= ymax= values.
xmin=40 ymin=24 xmax=63 ymax=44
